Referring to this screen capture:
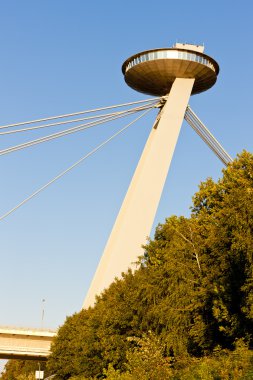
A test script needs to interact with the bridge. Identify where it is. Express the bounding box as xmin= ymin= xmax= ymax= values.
xmin=0 ymin=43 xmax=232 ymax=363
xmin=0 ymin=327 xmax=56 ymax=360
